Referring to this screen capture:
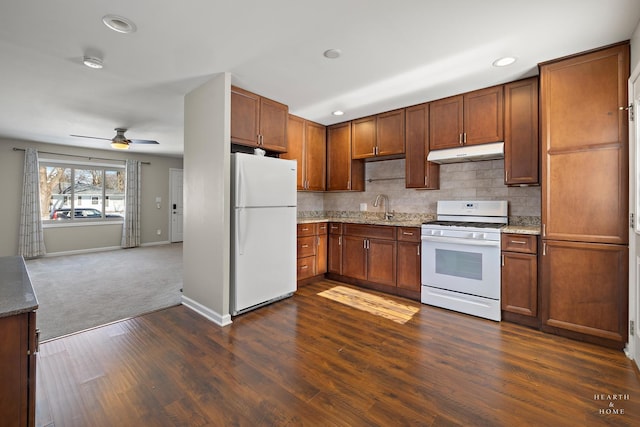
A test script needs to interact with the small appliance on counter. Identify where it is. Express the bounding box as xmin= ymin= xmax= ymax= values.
xmin=230 ymin=153 xmax=297 ymax=315
xmin=421 ymin=200 xmax=508 ymax=321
